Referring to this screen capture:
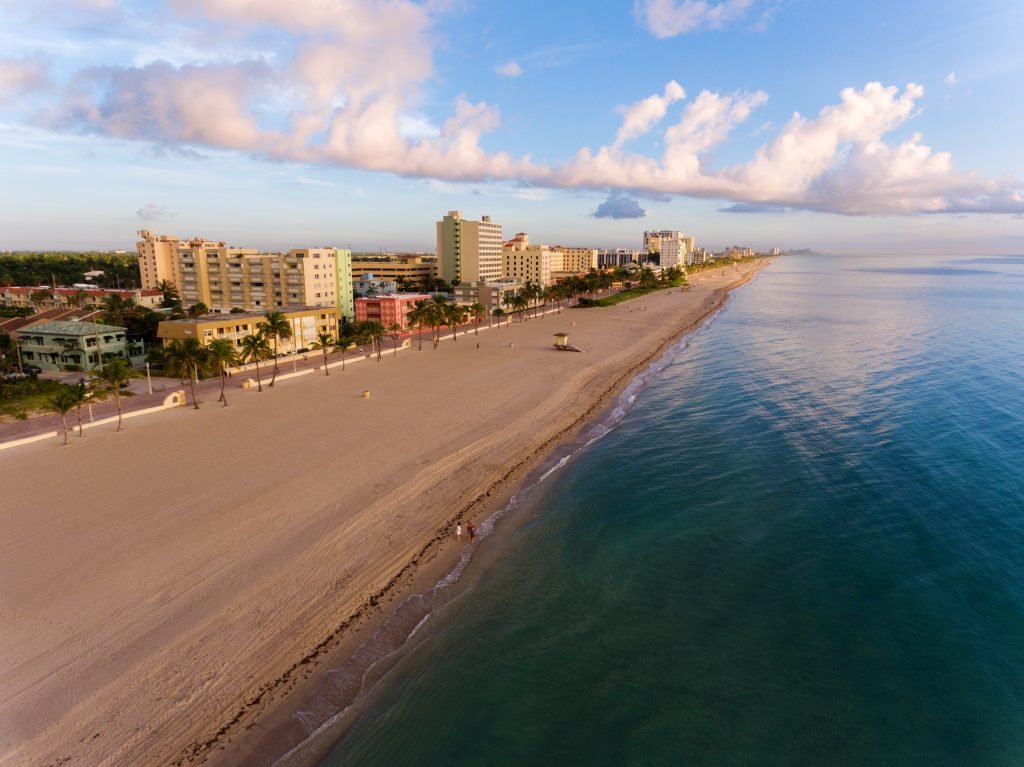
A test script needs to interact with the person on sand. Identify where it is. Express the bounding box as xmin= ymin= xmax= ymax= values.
xmin=456 ymin=523 xmax=462 ymax=542
xmin=467 ymin=522 xmax=475 ymax=542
